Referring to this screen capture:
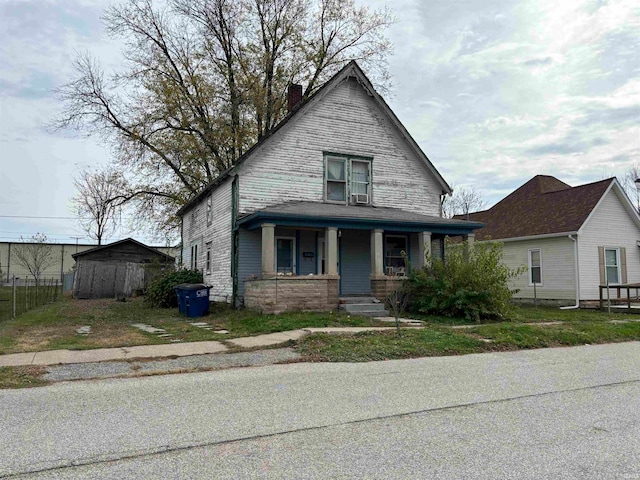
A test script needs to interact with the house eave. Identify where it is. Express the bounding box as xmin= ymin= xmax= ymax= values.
xmin=237 ymin=211 xmax=483 ymax=235
xmin=482 ymin=231 xmax=579 ymax=243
